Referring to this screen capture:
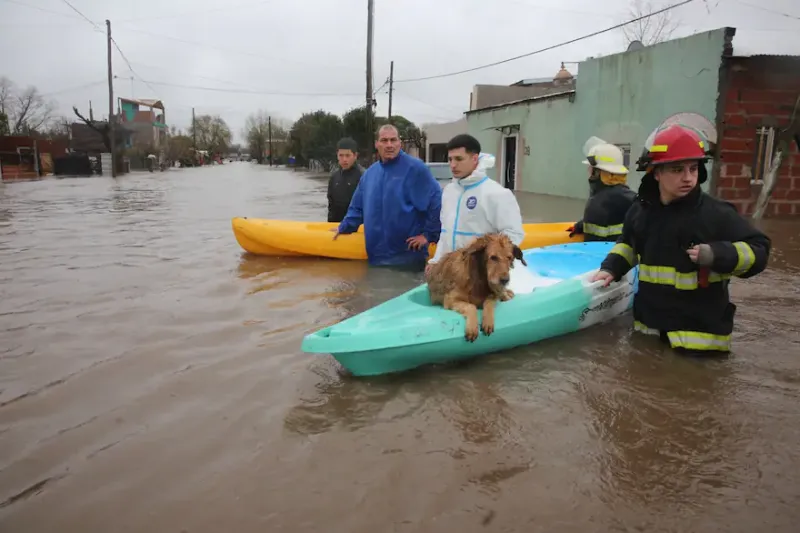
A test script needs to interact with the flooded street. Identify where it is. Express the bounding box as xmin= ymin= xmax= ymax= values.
xmin=2 ymin=163 xmax=800 ymax=532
